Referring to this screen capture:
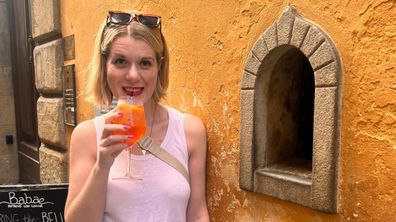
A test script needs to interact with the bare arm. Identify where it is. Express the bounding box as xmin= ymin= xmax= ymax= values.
xmin=184 ymin=114 xmax=210 ymax=222
xmin=64 ymin=113 xmax=129 ymax=222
